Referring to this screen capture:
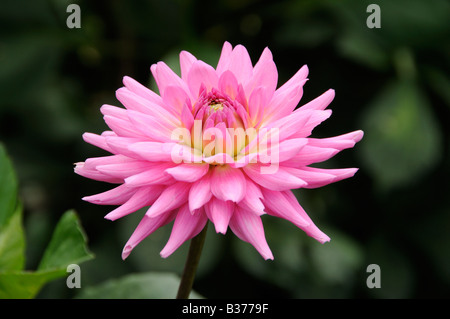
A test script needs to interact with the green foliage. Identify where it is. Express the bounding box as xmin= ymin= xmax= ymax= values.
xmin=76 ymin=272 xmax=203 ymax=299
xmin=359 ymin=79 xmax=442 ymax=190
xmin=0 ymin=144 xmax=94 ymax=299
